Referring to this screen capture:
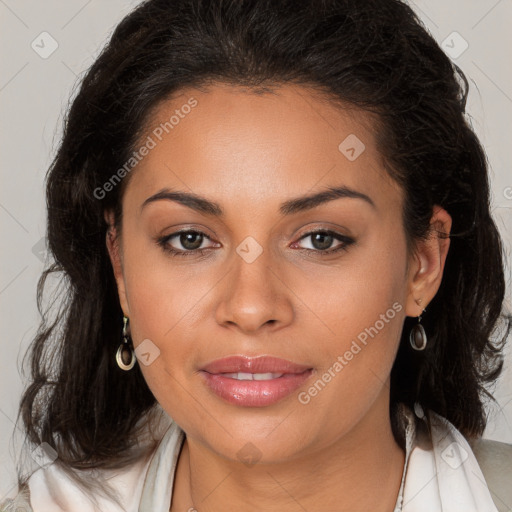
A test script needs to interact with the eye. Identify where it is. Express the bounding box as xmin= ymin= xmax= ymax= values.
xmin=157 ymin=230 xmax=218 ymax=257
xmin=293 ymin=229 xmax=355 ymax=255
